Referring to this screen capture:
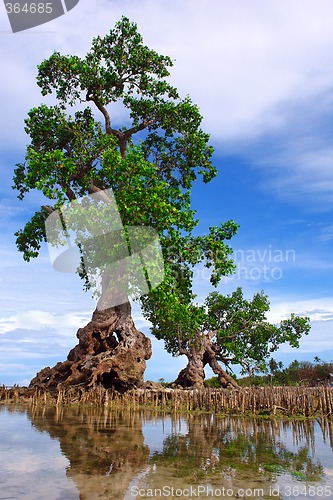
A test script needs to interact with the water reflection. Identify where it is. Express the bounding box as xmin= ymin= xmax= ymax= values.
xmin=1 ymin=405 xmax=333 ymax=499
xmin=144 ymin=415 xmax=327 ymax=497
xmin=29 ymin=406 xmax=150 ymax=499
